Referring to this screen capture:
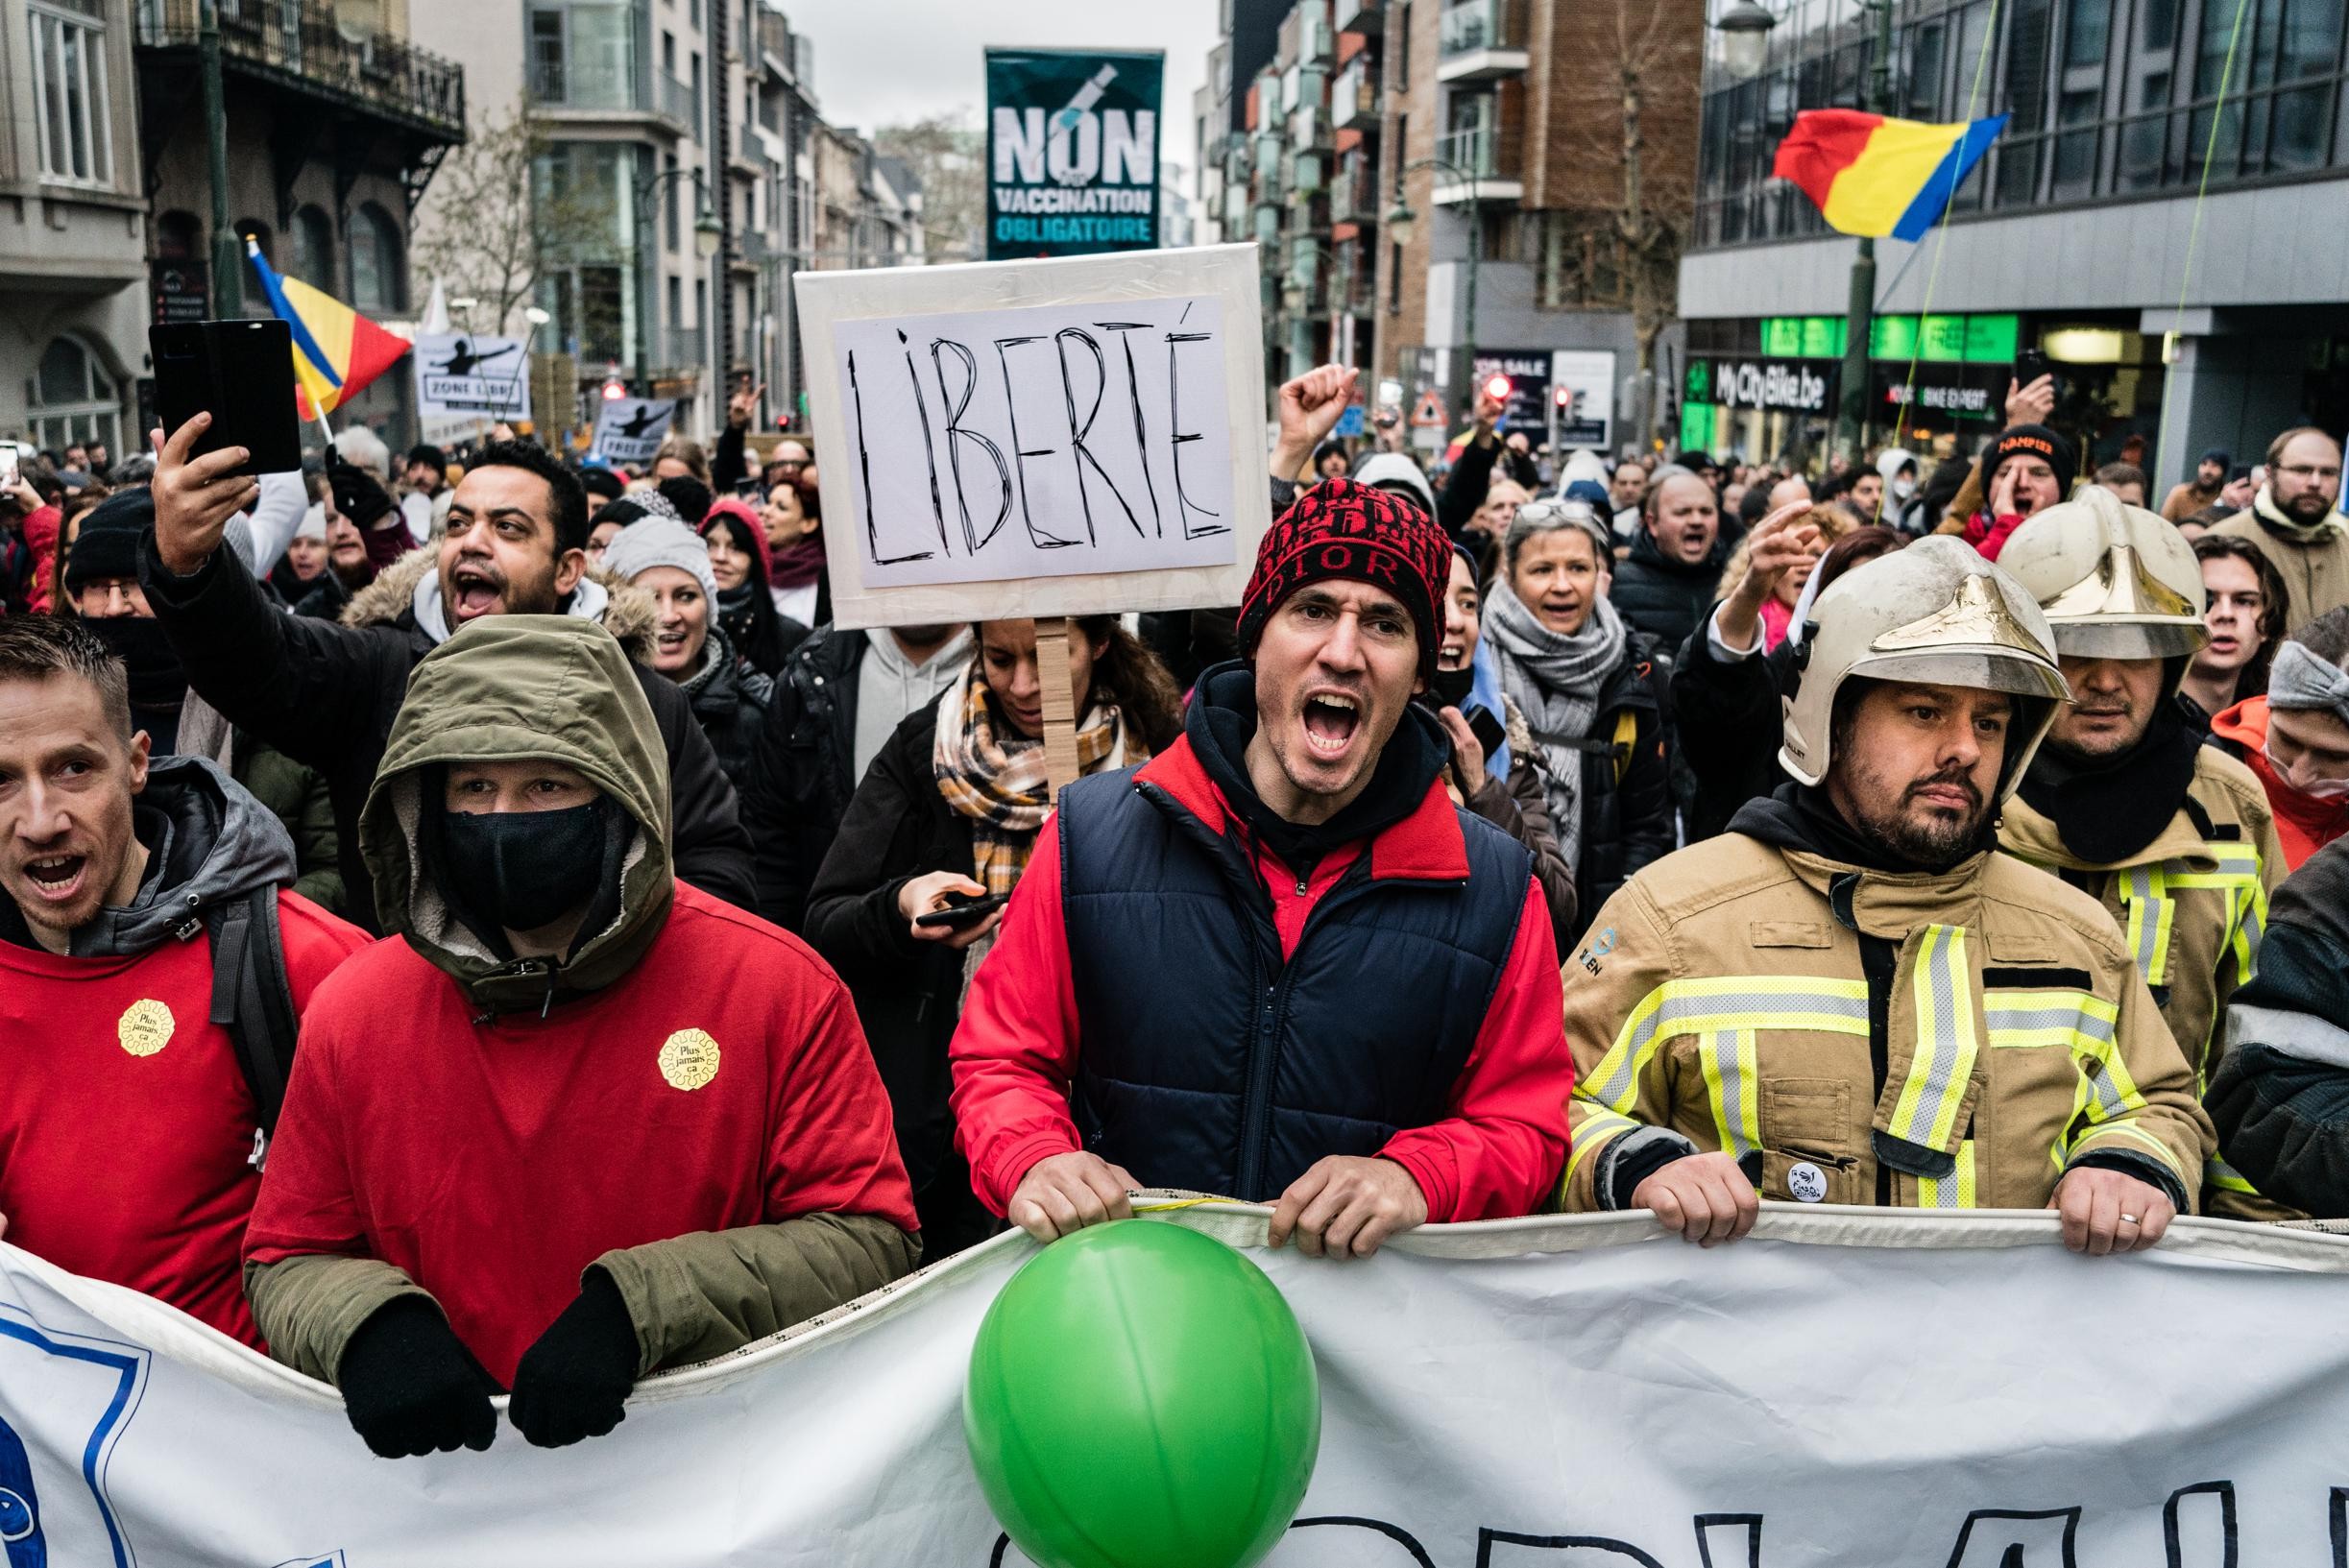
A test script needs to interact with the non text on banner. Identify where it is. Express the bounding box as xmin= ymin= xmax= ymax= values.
xmin=985 ymin=48 xmax=1164 ymax=260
